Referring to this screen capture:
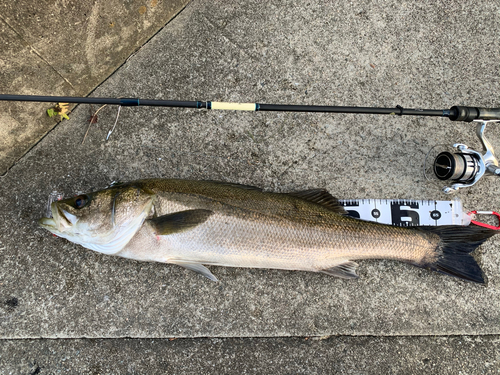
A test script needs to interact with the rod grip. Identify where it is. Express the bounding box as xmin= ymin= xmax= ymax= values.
xmin=477 ymin=107 xmax=500 ymax=120
xmin=450 ymin=106 xmax=500 ymax=122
